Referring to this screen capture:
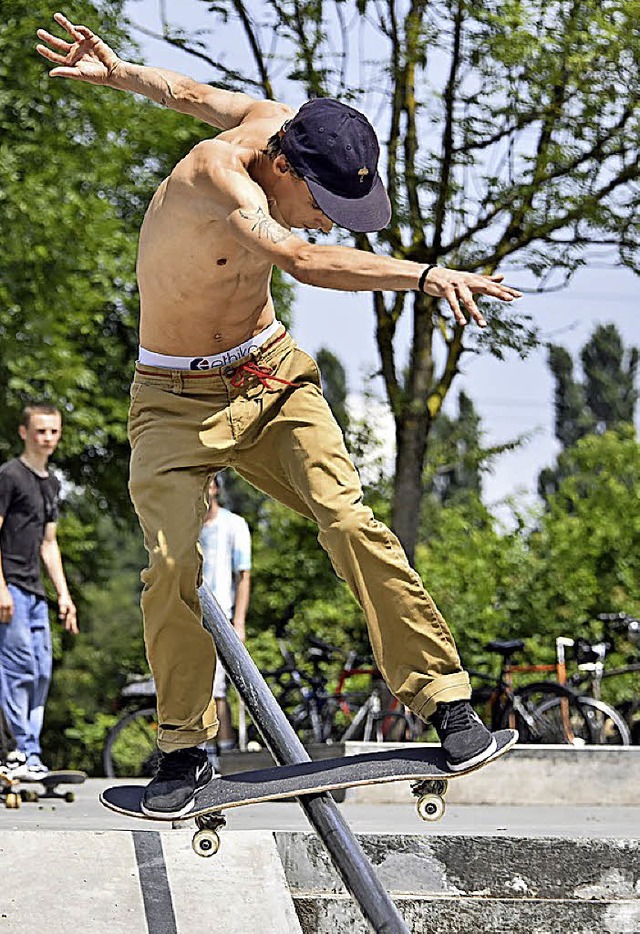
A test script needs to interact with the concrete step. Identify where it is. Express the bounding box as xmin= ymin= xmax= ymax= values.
xmin=293 ymin=894 xmax=640 ymax=933
xmin=276 ymin=831 xmax=640 ymax=933
xmin=0 ymin=830 xmax=302 ymax=934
